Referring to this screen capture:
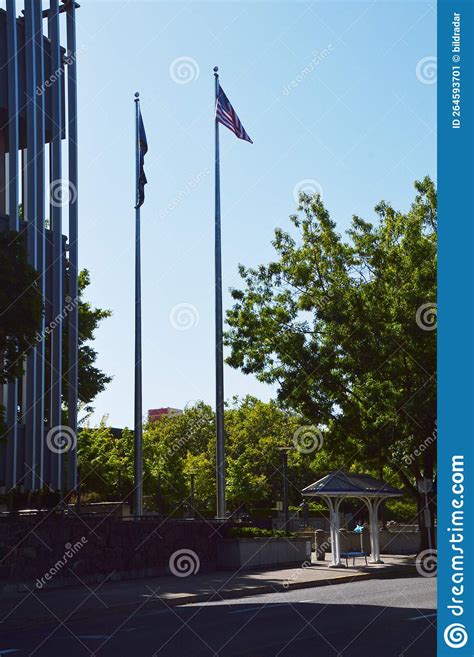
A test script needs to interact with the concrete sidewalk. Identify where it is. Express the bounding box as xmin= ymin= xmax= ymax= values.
xmin=0 ymin=555 xmax=417 ymax=632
